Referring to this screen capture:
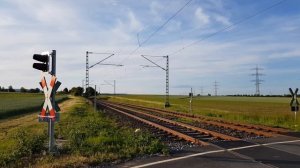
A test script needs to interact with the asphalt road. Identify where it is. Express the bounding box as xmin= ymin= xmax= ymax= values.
xmin=118 ymin=135 xmax=300 ymax=168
